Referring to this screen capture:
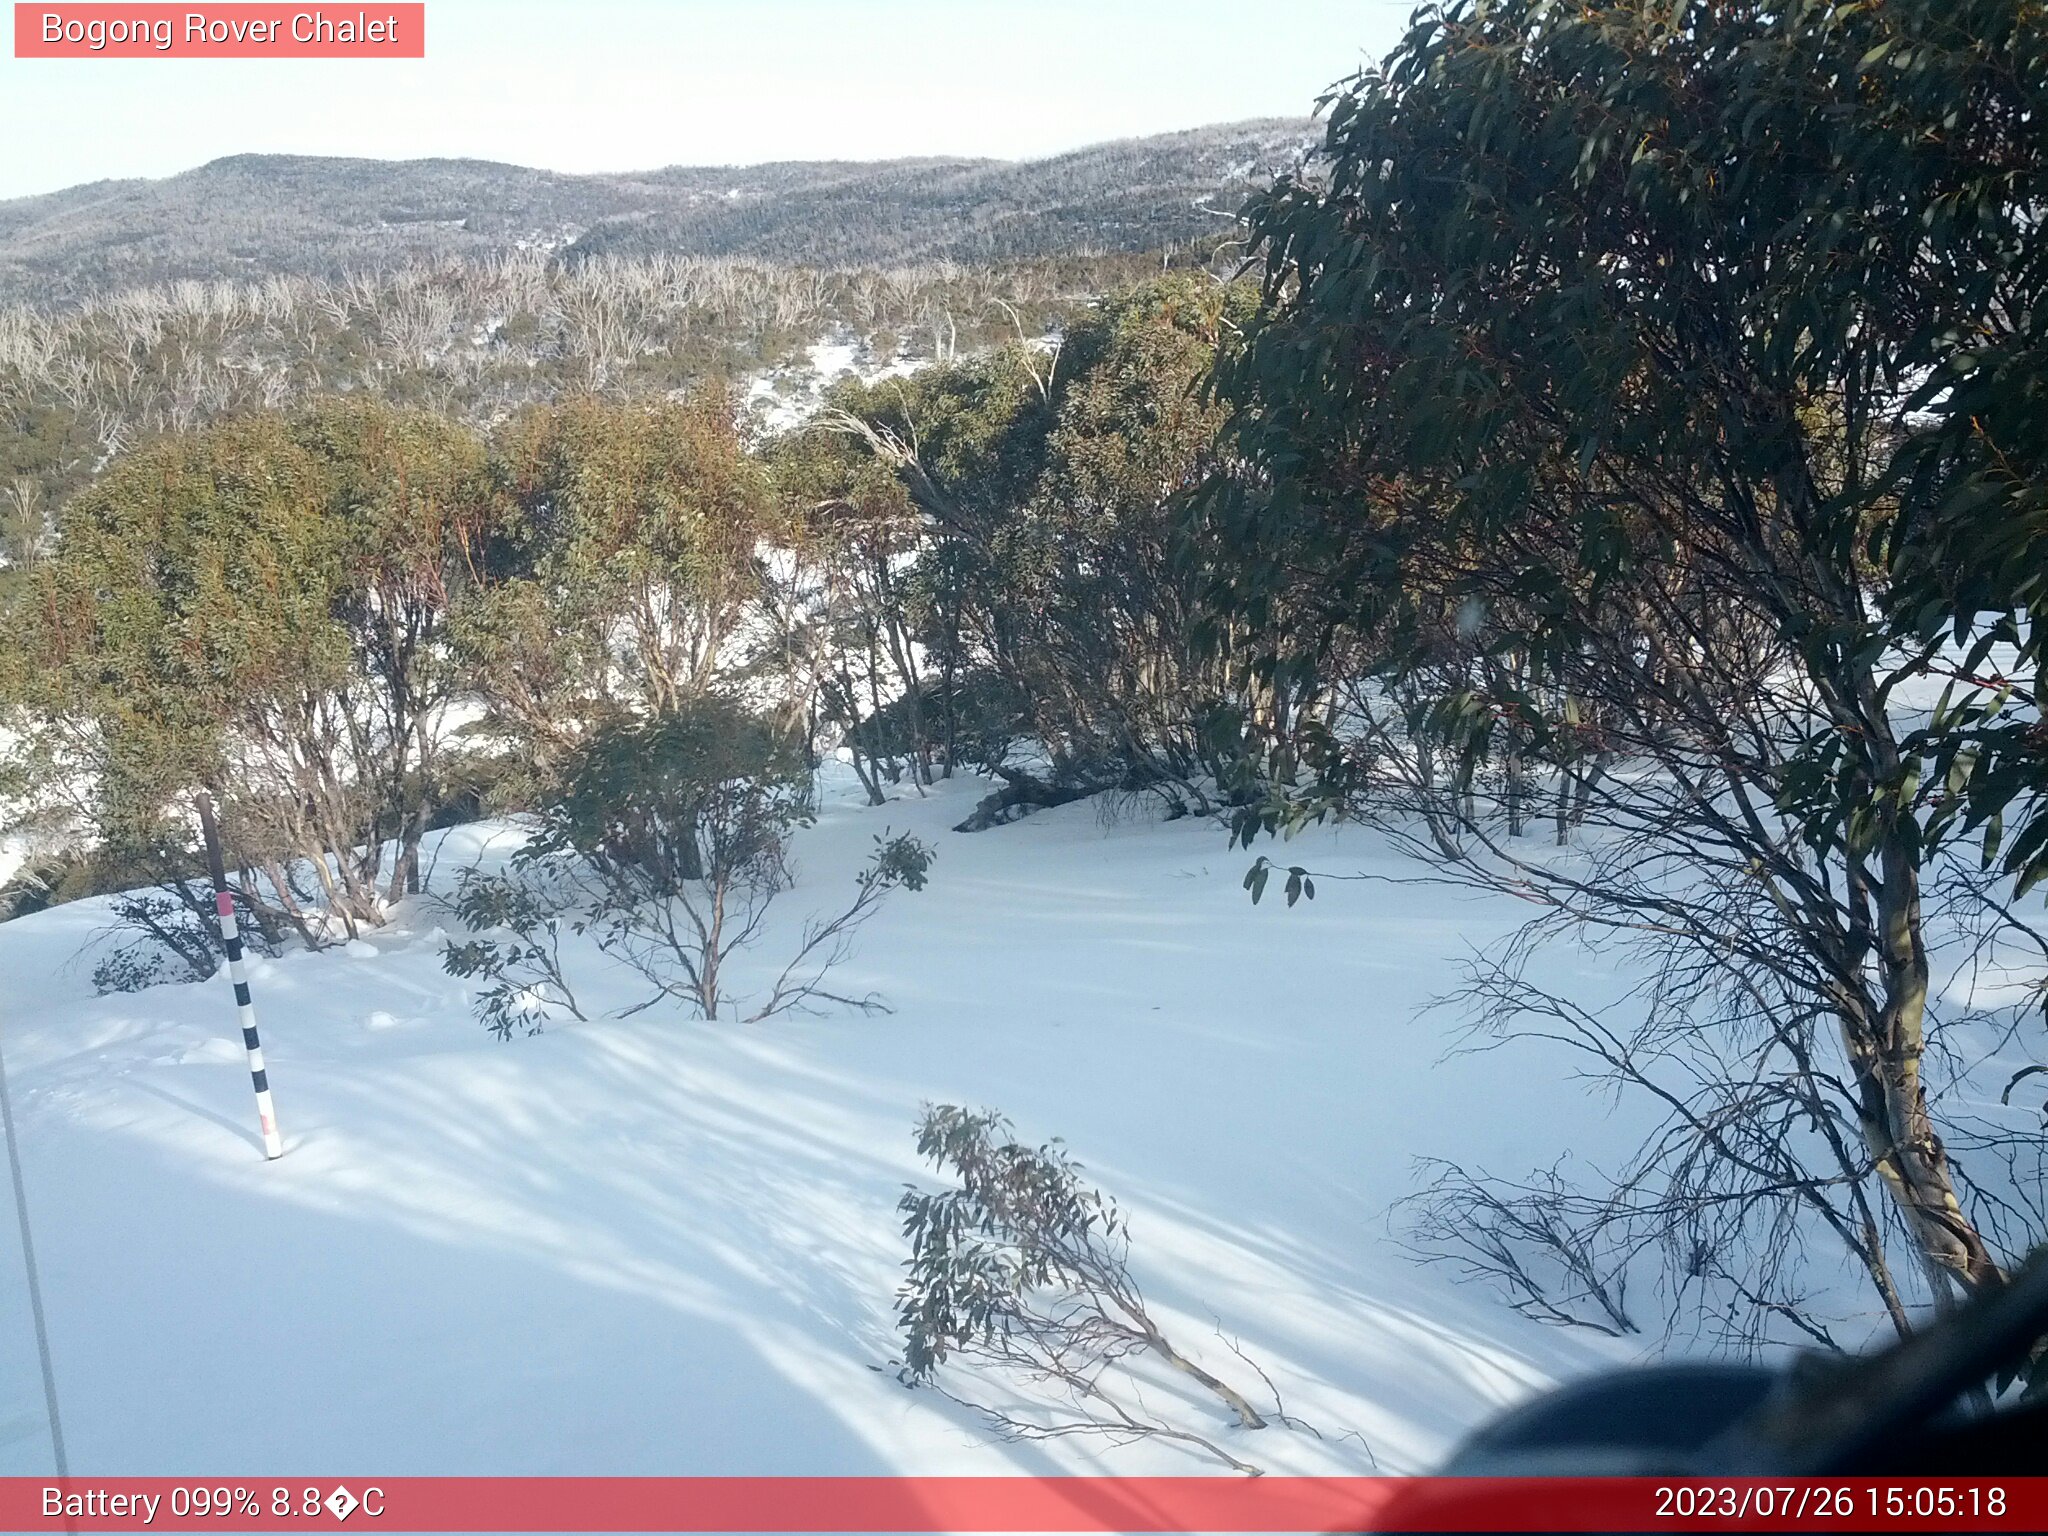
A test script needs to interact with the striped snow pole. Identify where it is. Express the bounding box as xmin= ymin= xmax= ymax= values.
xmin=194 ymin=792 xmax=283 ymax=1160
